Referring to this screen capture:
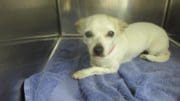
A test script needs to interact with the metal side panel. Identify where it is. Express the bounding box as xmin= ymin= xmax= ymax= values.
xmin=59 ymin=0 xmax=168 ymax=36
xmin=0 ymin=0 xmax=59 ymax=41
xmin=0 ymin=39 xmax=57 ymax=101
xmin=164 ymin=0 xmax=180 ymax=42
